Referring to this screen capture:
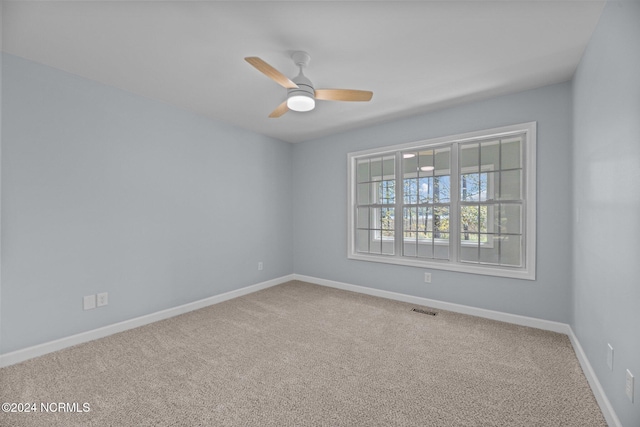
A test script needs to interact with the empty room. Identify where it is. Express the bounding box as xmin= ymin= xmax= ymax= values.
xmin=1 ymin=1 xmax=639 ymax=426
